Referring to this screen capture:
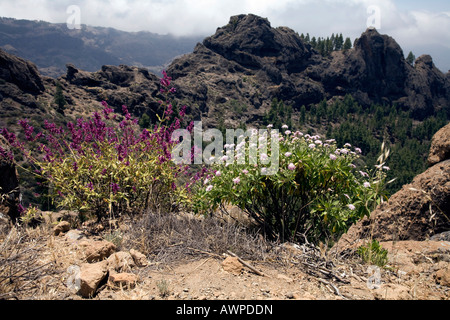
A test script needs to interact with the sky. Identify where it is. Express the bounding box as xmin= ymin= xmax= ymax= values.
xmin=0 ymin=0 xmax=449 ymax=72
